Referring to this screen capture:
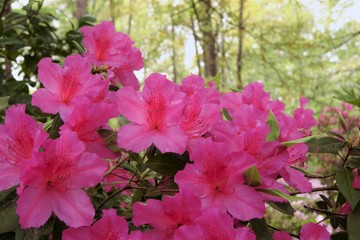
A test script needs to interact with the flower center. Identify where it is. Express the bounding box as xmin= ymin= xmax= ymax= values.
xmin=146 ymin=93 xmax=167 ymax=130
